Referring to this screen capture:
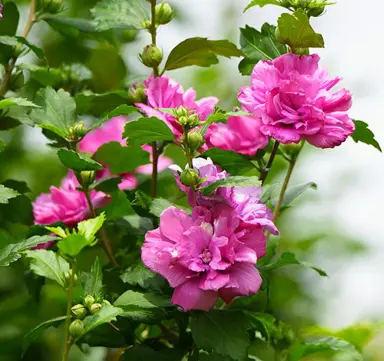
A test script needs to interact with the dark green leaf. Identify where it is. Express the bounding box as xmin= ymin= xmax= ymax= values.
xmin=150 ymin=198 xmax=191 ymax=218
xmin=351 ymin=120 xmax=381 ymax=152
xmin=57 ymin=149 xmax=103 ymax=172
xmin=94 ymin=141 xmax=150 ymax=174
xmin=123 ymin=117 xmax=175 ymax=147
xmin=191 ymin=310 xmax=250 ymax=361
xmin=247 ymin=312 xmax=277 ymax=344
xmin=91 ymin=177 xmax=122 ymax=193
xmin=0 ymin=139 xmax=4 ymax=153
xmin=244 ymin=0 xmax=282 ymax=12
xmin=0 ymin=184 xmax=20 ymax=204
xmin=0 ymin=193 xmax=33 ymax=225
xmin=121 ymin=345 xmax=184 ymax=361
xmin=25 ymin=250 xmax=70 ymax=288
xmin=22 ymin=316 xmax=66 ymax=356
xmin=114 ymin=290 xmax=171 ymax=309
xmin=199 ymin=354 xmax=231 ymax=361
xmin=103 ymin=190 xmax=135 ymax=219
xmin=289 ymin=337 xmax=363 ymax=361
xmin=277 ymin=9 xmax=324 ymax=49
xmin=0 ymin=235 xmax=56 ymax=267
xmin=0 ymin=3 xmax=19 ymax=64
xmin=2 ymin=180 xmax=30 ymax=194
xmin=18 ymin=64 xmax=62 ymax=87
xmin=0 ymin=97 xmax=39 ymax=110
xmin=121 ymin=263 xmax=166 ymax=291
xmin=82 ymin=257 xmax=104 ymax=300
xmin=200 ymin=176 xmax=261 ymax=196
xmin=91 ymin=0 xmax=150 ymax=31
xmin=15 ymin=36 xmax=46 ymax=60
xmin=164 ymin=38 xmax=243 ymax=71
xmin=92 ymin=105 xmax=138 ymax=131
xmin=81 ymin=305 xmax=123 ymax=337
